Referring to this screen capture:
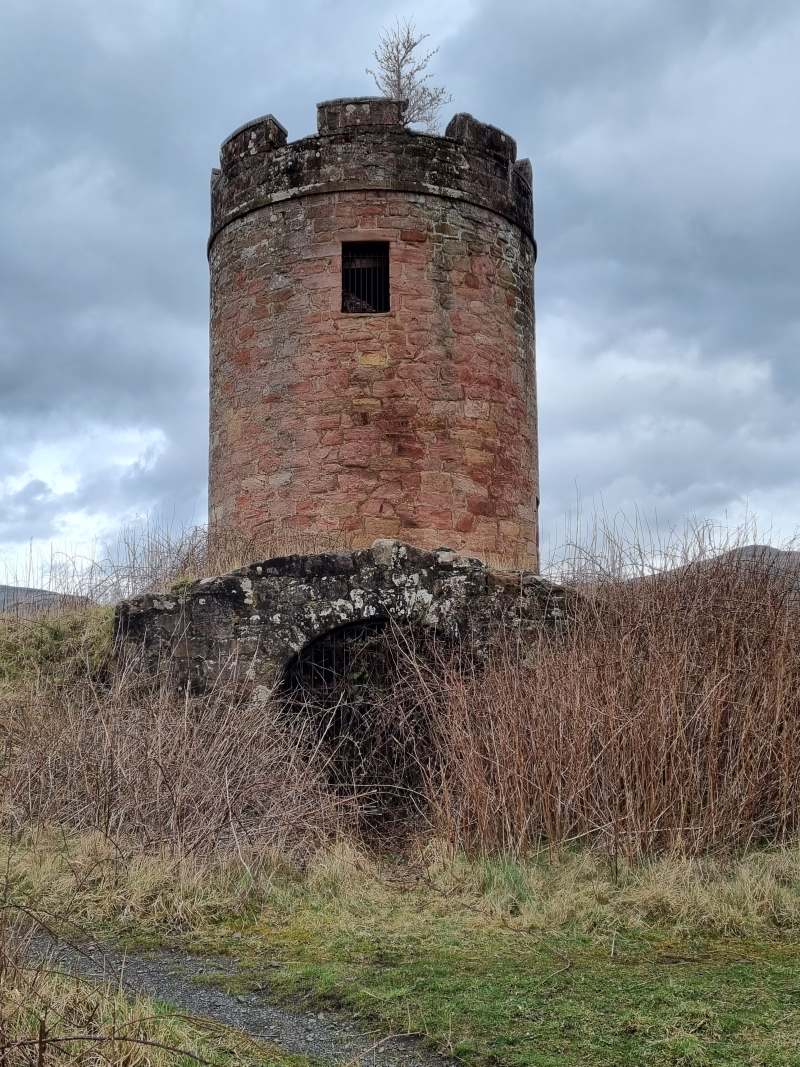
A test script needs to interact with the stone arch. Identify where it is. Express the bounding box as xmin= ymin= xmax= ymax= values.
xmin=279 ymin=616 xmax=390 ymax=700
xmin=114 ymin=539 xmax=573 ymax=693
